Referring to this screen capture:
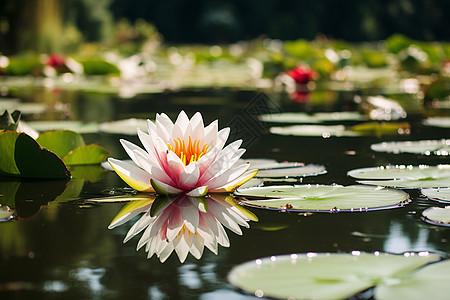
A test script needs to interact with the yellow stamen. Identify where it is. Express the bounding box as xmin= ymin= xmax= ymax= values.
xmin=167 ymin=137 xmax=209 ymax=166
